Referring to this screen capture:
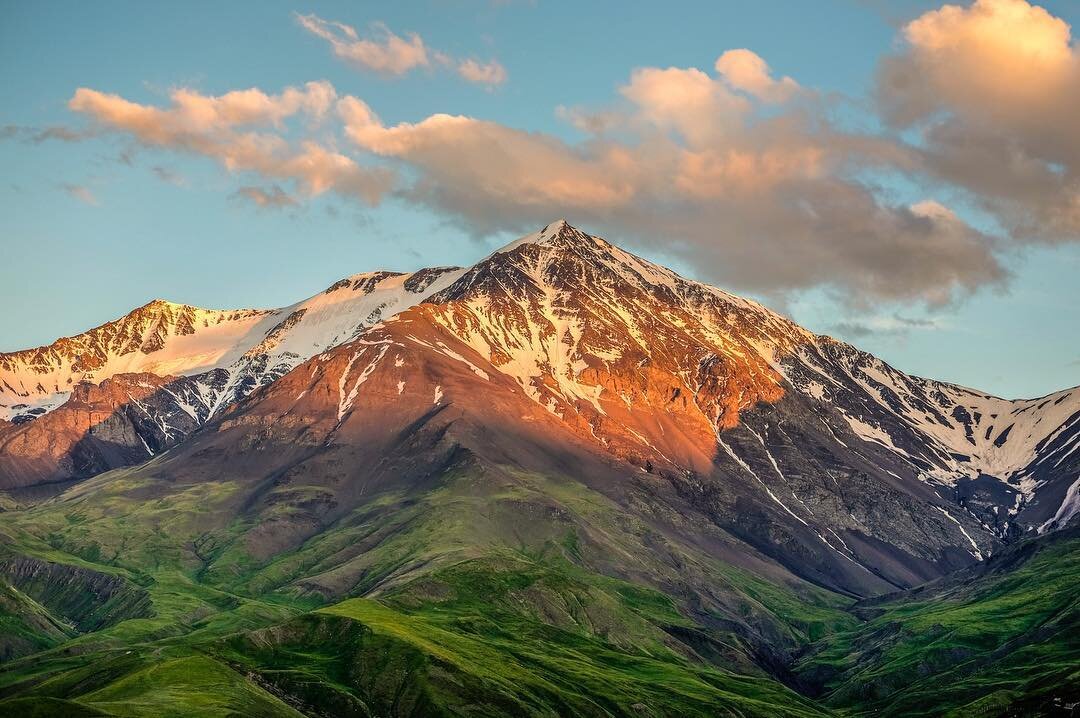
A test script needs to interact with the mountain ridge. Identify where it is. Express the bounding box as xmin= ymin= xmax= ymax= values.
xmin=0 ymin=220 xmax=1076 ymax=717
xmin=1 ymin=221 xmax=1076 ymax=541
